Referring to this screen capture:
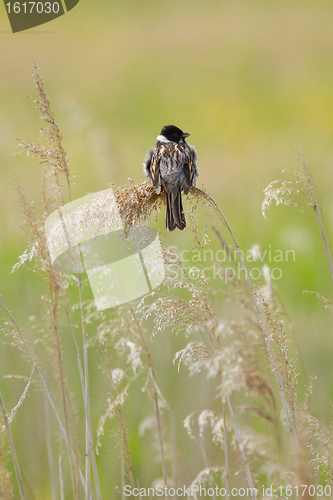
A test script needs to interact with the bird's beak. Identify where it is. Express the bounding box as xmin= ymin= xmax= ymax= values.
xmin=182 ymin=132 xmax=190 ymax=138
